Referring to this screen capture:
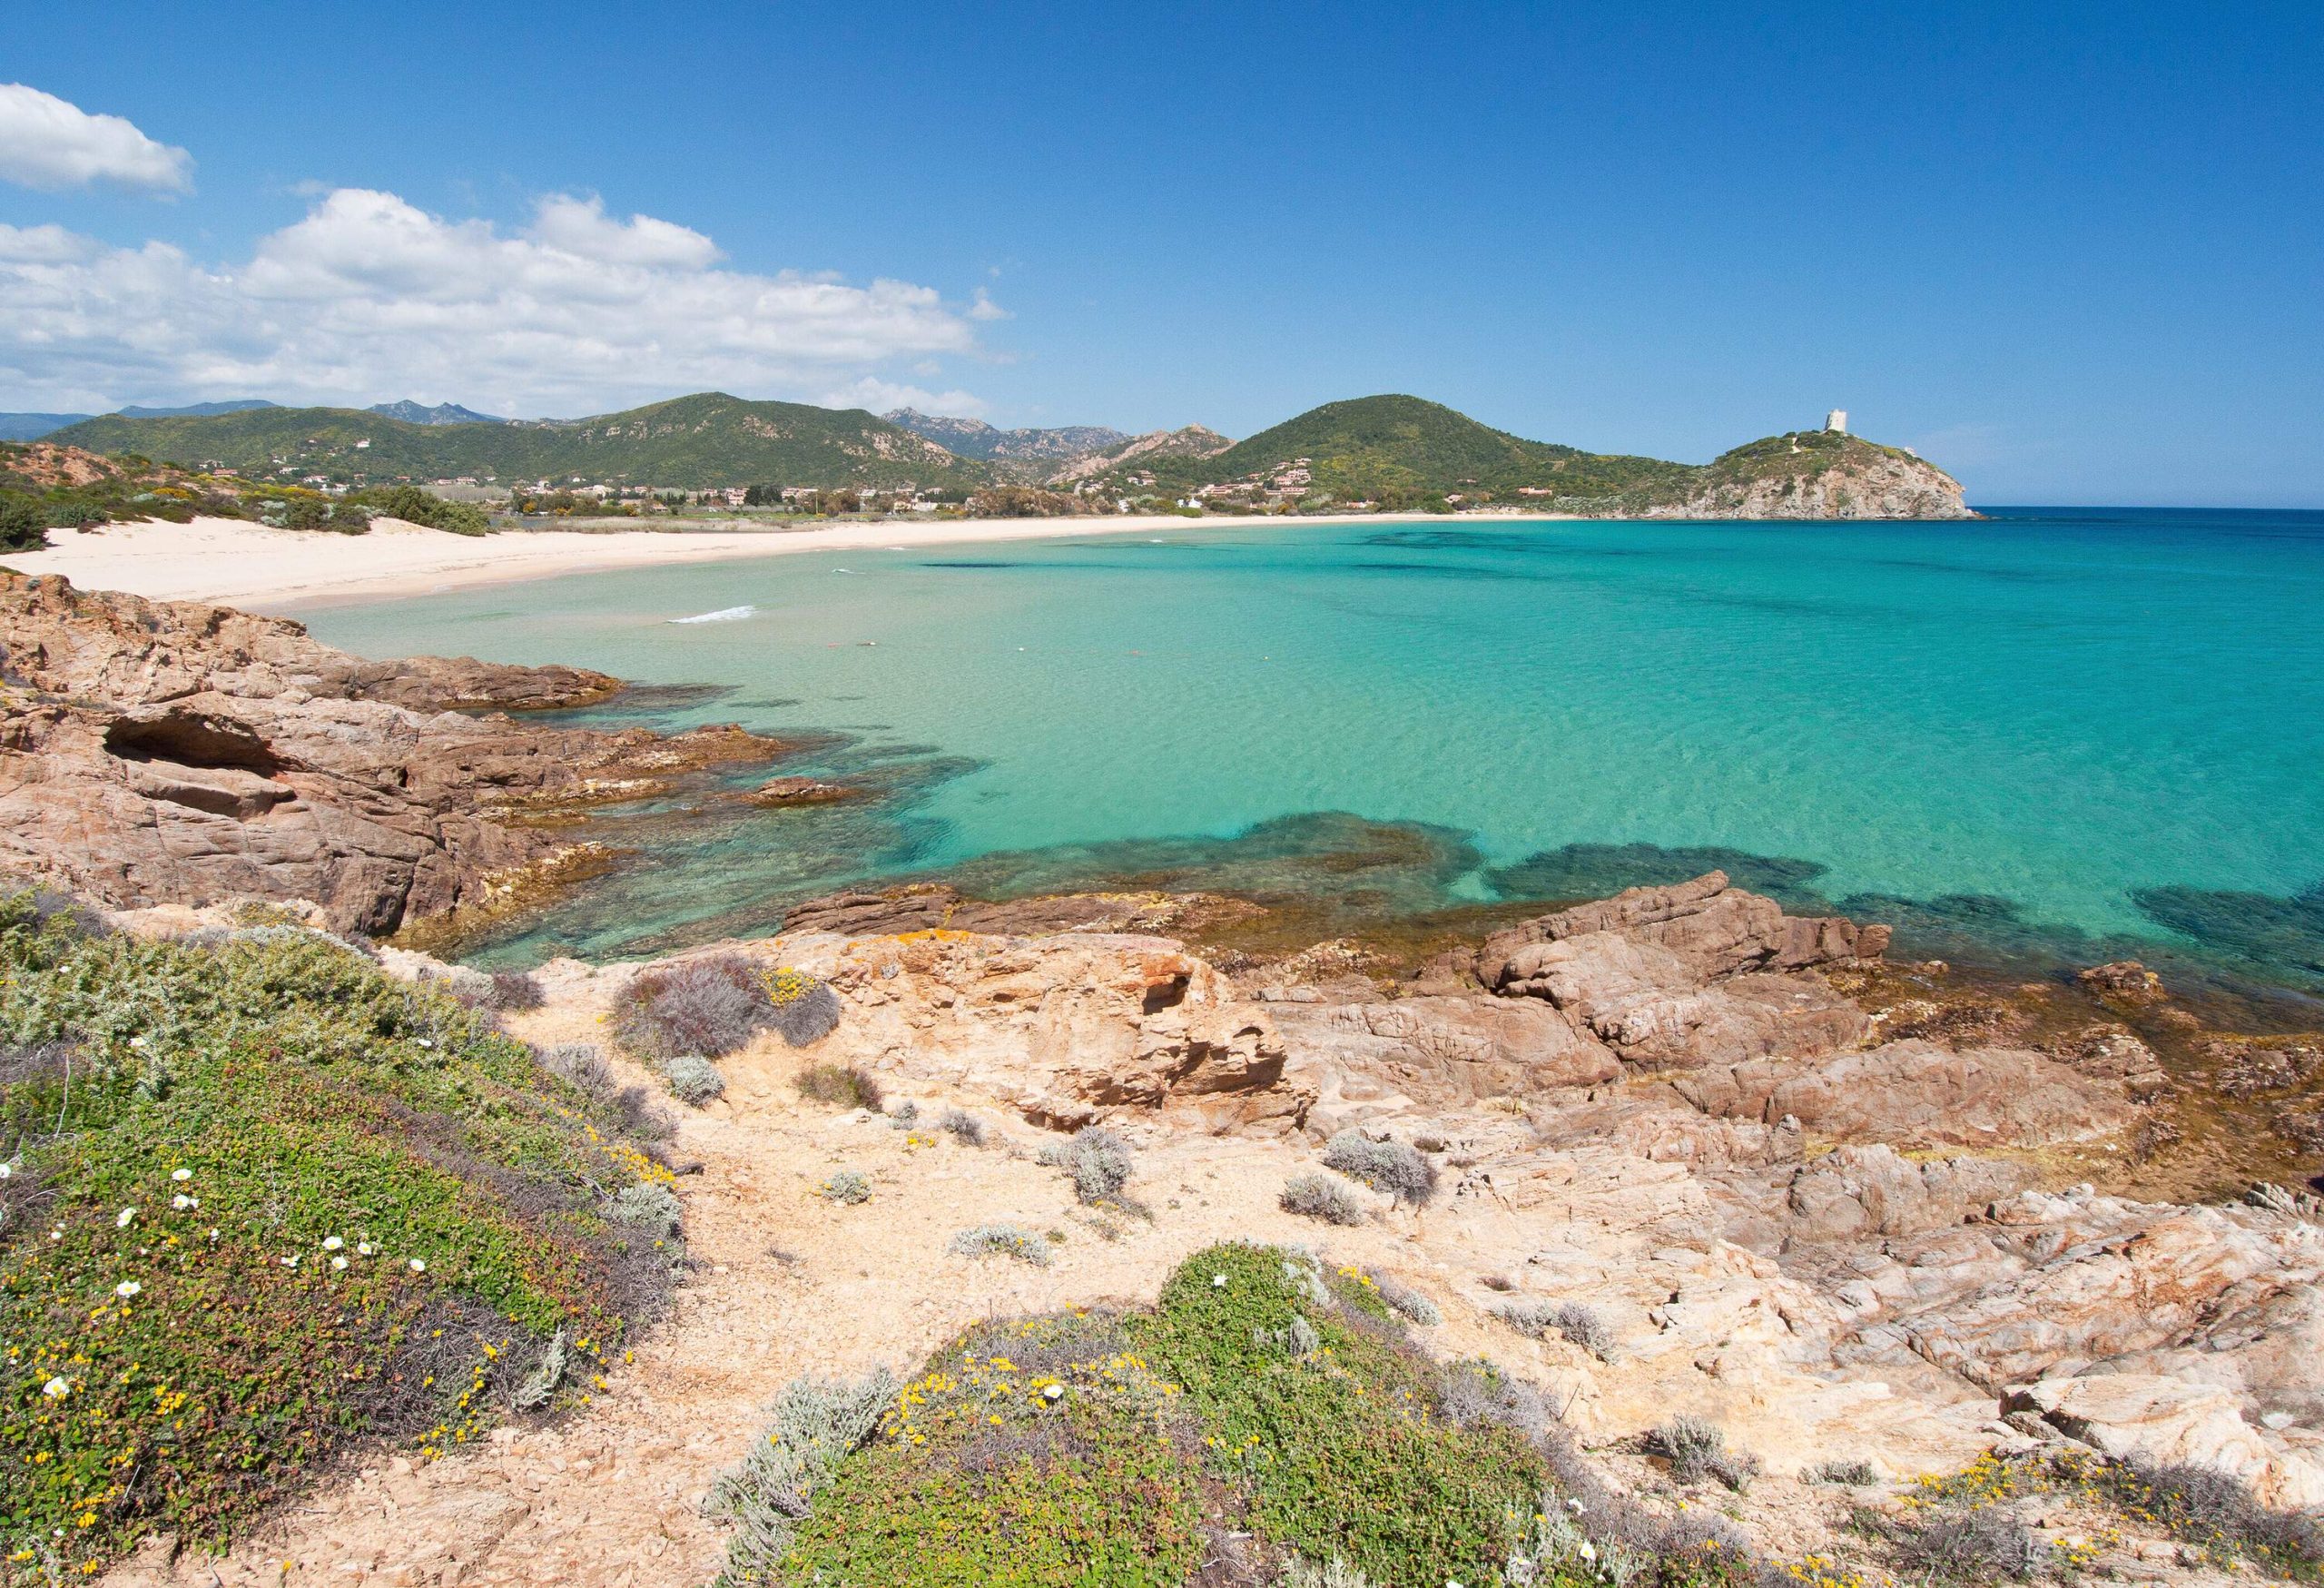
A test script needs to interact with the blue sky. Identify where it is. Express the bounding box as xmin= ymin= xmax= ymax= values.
xmin=2 ymin=0 xmax=2319 ymax=505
